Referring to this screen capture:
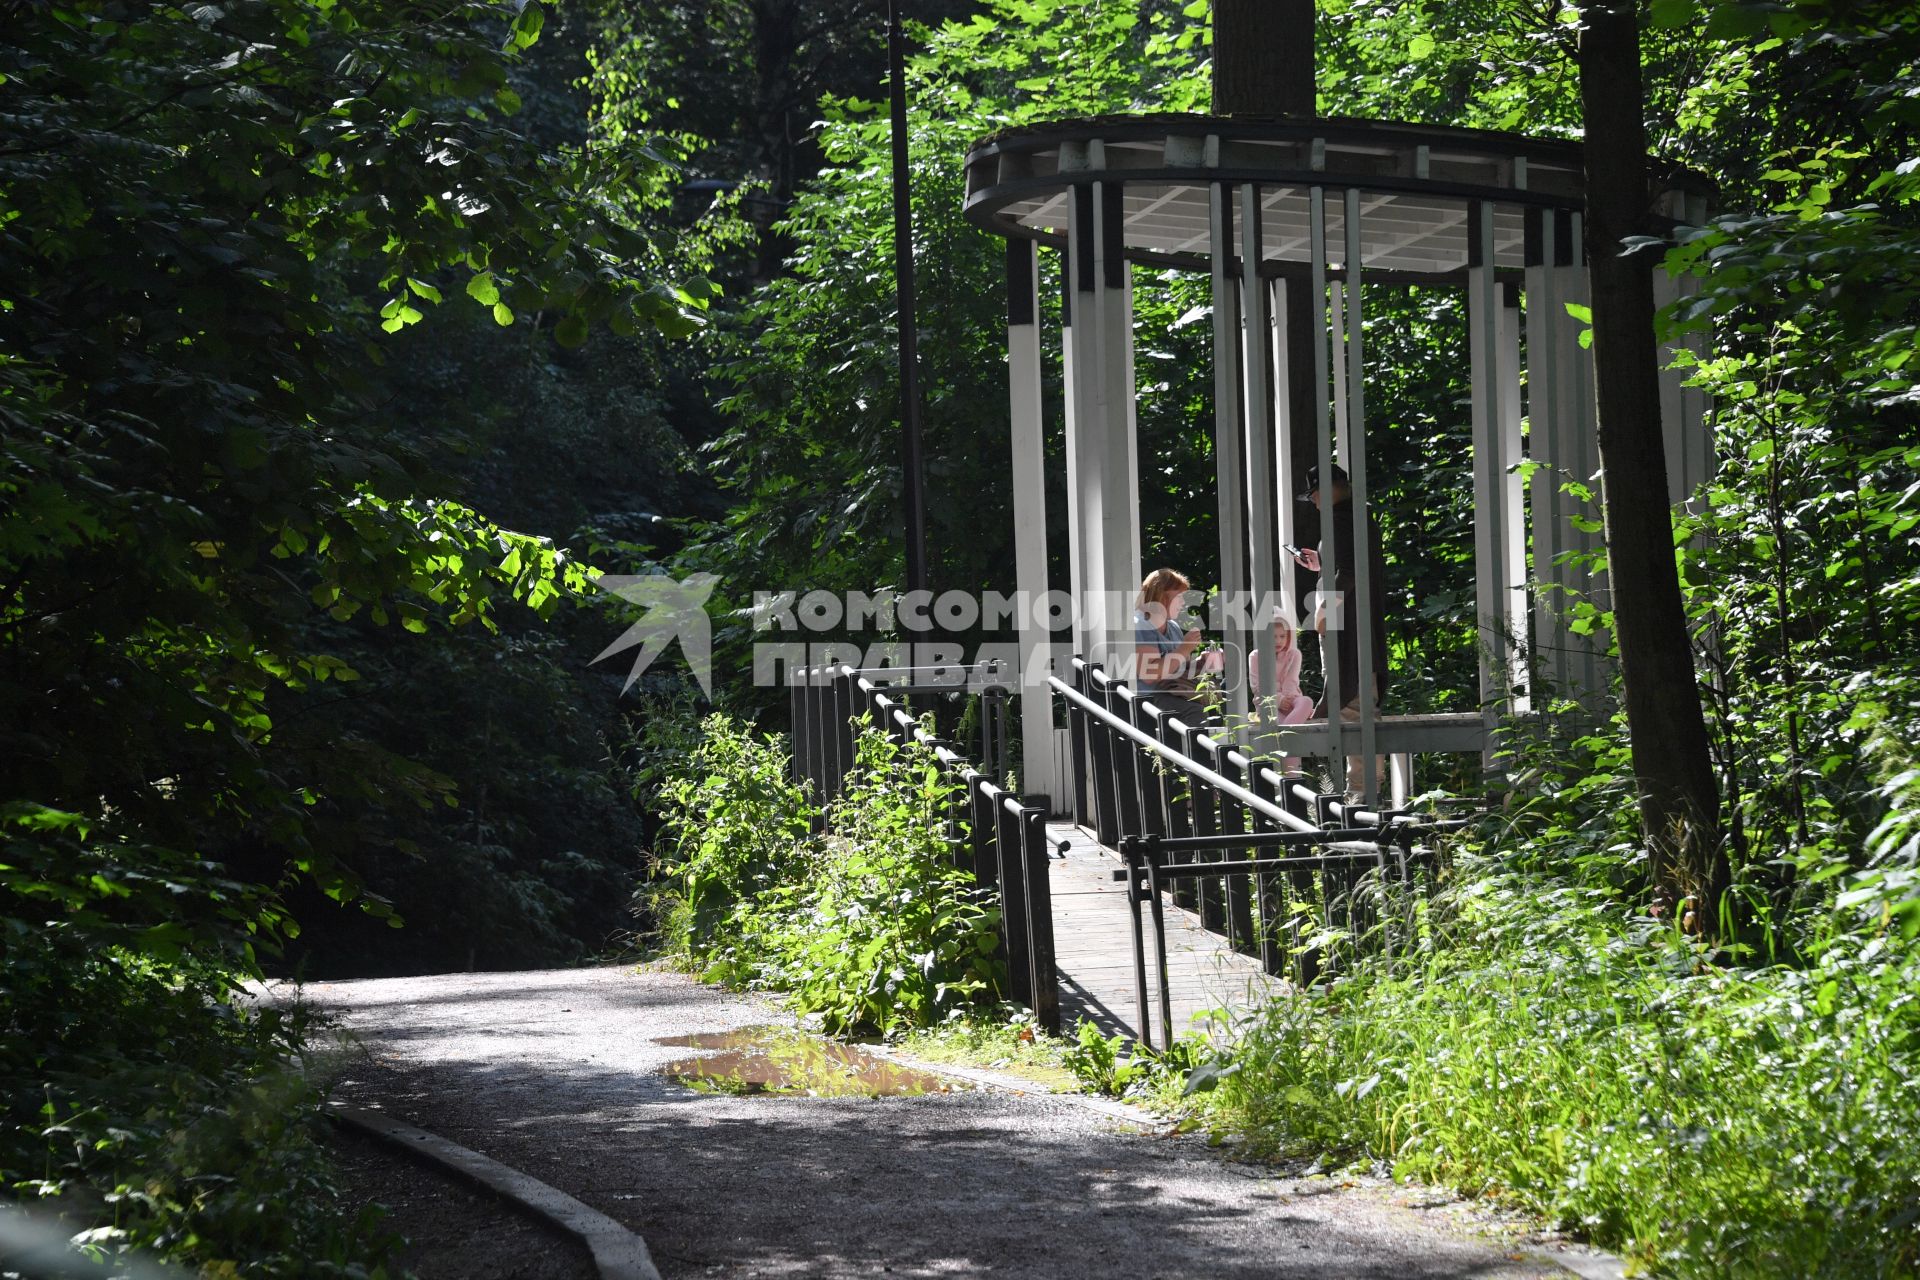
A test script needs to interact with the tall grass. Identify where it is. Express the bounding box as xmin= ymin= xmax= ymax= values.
xmin=1204 ymin=864 xmax=1920 ymax=1277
